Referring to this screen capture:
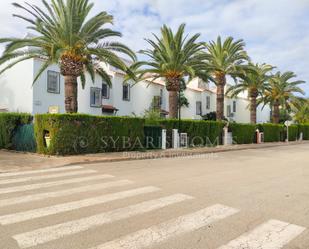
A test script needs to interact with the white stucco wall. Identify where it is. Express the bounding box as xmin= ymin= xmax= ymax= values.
xmin=181 ymin=89 xmax=203 ymax=120
xmin=0 ymin=59 xmax=33 ymax=113
xmin=1 ymin=58 xmax=271 ymax=123
xmin=32 ymin=59 xmax=65 ymax=114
